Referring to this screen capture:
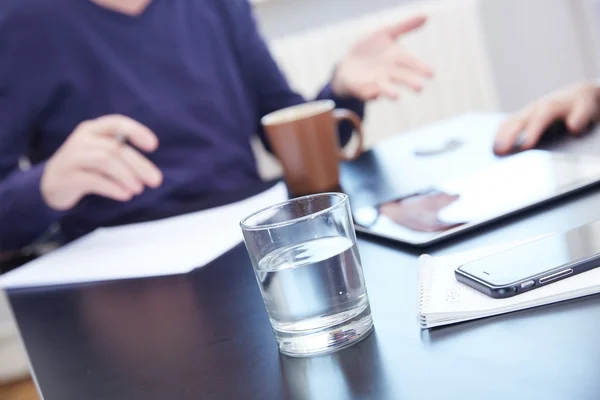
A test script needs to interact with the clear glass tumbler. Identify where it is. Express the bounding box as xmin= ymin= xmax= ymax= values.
xmin=240 ymin=193 xmax=373 ymax=357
